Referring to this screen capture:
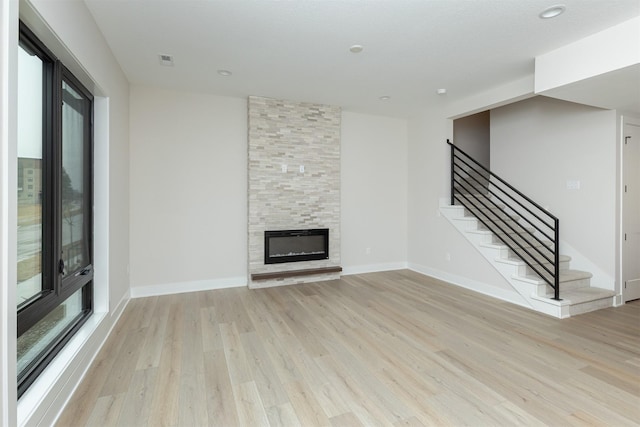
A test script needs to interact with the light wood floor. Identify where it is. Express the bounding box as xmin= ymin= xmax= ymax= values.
xmin=56 ymin=270 xmax=640 ymax=427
